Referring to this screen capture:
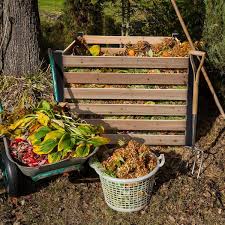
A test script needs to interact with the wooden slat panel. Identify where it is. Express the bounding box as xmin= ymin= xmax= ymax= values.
xmin=63 ymin=56 xmax=189 ymax=69
xmin=64 ymin=72 xmax=188 ymax=85
xmin=102 ymin=134 xmax=185 ymax=145
xmin=85 ymin=119 xmax=186 ymax=131
xmin=69 ymin=104 xmax=187 ymax=116
xmin=101 ymin=47 xmax=125 ymax=54
xmin=84 ymin=35 xmax=170 ymax=45
xmin=64 ymin=88 xmax=187 ymax=100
